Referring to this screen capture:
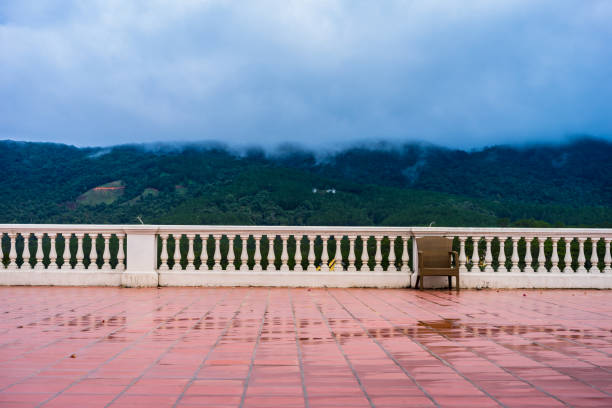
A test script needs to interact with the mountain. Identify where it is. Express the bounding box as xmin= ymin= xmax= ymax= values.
xmin=0 ymin=138 xmax=610 ymax=227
